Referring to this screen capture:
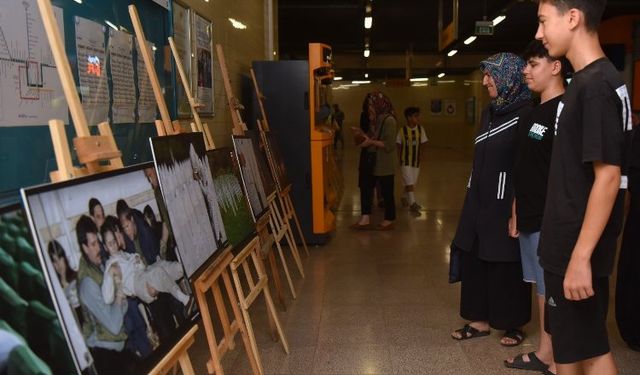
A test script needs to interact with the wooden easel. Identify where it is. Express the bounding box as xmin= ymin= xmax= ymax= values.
xmin=37 ymin=0 xmax=123 ymax=182
xmin=129 ymin=5 xmax=183 ymax=138
xmin=216 ymin=44 xmax=304 ymax=291
xmin=250 ymin=69 xmax=311 ymax=257
xmin=37 ymin=0 xmax=197 ymax=373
